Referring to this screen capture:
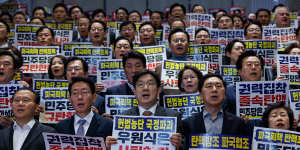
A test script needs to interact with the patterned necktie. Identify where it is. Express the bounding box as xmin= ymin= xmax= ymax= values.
xmin=143 ymin=111 xmax=153 ymax=116
xmin=77 ymin=119 xmax=86 ymax=136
